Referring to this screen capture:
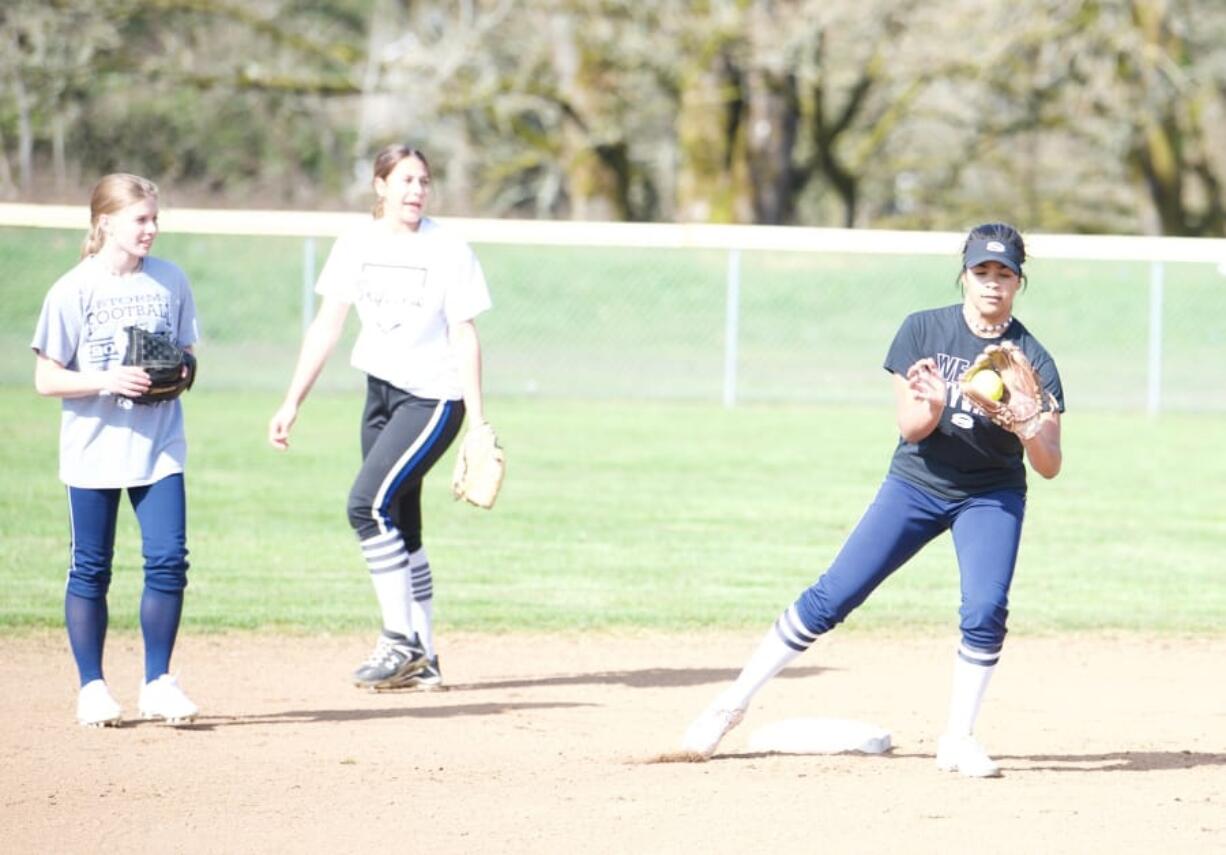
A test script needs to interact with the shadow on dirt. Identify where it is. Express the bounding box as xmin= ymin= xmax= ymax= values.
xmin=772 ymin=749 xmax=1226 ymax=773
xmin=1000 ymin=751 xmax=1226 ymax=773
xmin=160 ymin=700 xmax=592 ymax=730
xmin=447 ymin=665 xmax=827 ymax=691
